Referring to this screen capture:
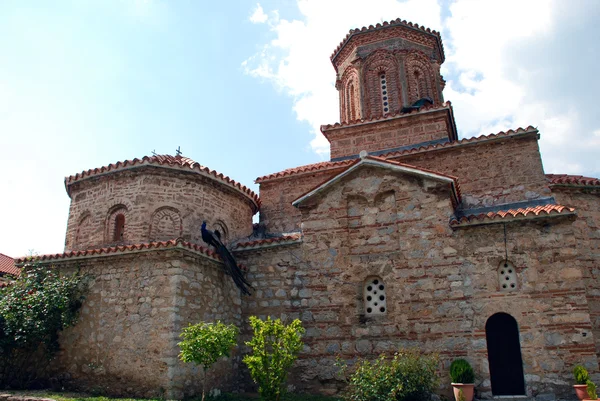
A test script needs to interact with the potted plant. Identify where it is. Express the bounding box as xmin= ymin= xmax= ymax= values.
xmin=574 ymin=365 xmax=591 ymax=400
xmin=450 ymin=359 xmax=475 ymax=401
xmin=585 ymin=380 xmax=599 ymax=401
